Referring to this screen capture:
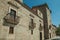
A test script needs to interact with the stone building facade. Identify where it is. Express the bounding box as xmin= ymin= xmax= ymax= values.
xmin=32 ymin=3 xmax=57 ymax=40
xmin=0 ymin=0 xmax=56 ymax=40
xmin=0 ymin=0 xmax=44 ymax=40
xmin=49 ymin=24 xmax=57 ymax=38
